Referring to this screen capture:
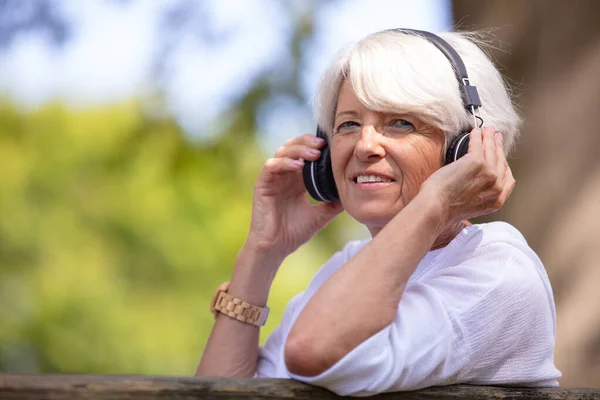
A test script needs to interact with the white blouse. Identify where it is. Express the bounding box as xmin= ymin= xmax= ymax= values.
xmin=255 ymin=222 xmax=561 ymax=396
